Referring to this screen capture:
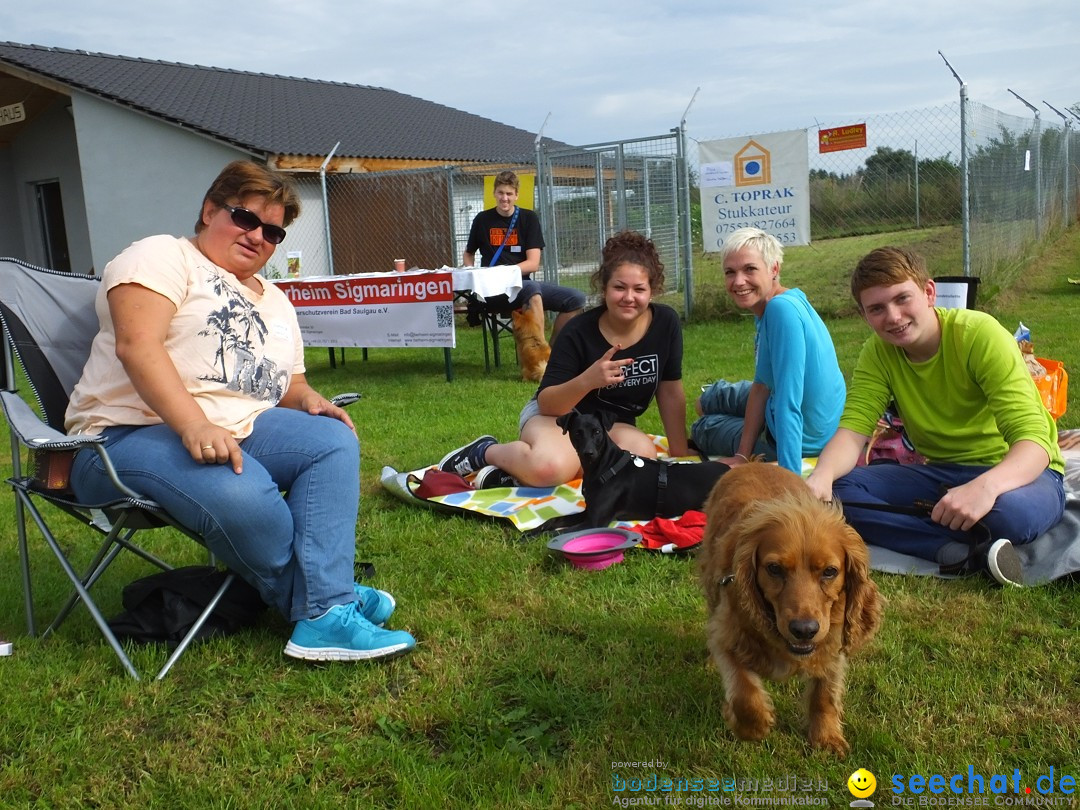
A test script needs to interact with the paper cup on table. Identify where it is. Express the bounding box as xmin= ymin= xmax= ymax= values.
xmin=394 ymin=259 xmax=406 ymax=272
